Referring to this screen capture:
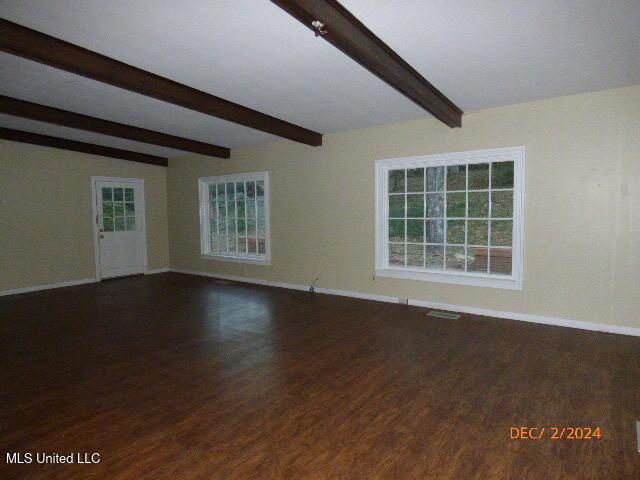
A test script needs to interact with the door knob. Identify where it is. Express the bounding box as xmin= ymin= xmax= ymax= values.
xmin=99 ymin=234 xmax=104 ymax=239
